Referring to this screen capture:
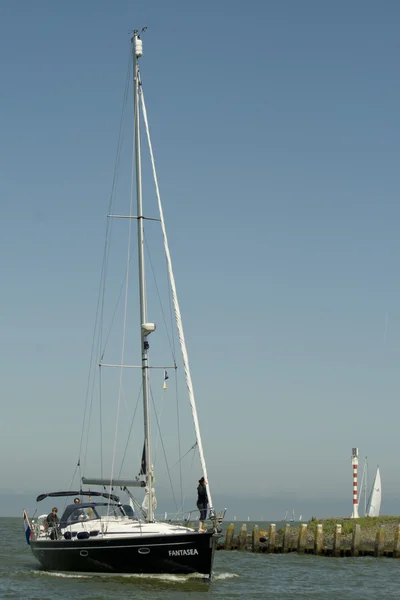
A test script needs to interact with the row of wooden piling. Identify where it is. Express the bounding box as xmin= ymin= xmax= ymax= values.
xmin=218 ymin=522 xmax=400 ymax=557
